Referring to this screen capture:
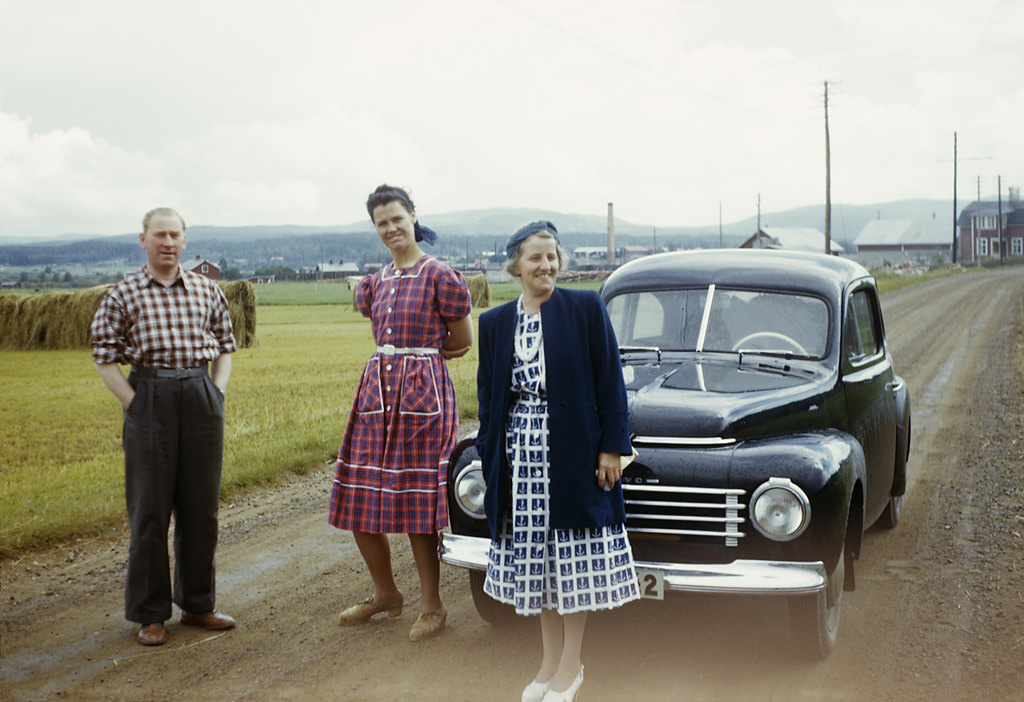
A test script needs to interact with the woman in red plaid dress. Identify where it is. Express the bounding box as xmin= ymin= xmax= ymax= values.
xmin=329 ymin=185 xmax=473 ymax=642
